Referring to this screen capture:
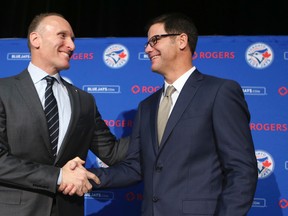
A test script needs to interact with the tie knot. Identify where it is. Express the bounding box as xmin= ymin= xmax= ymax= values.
xmin=45 ymin=76 xmax=56 ymax=86
xmin=165 ymin=85 xmax=175 ymax=97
